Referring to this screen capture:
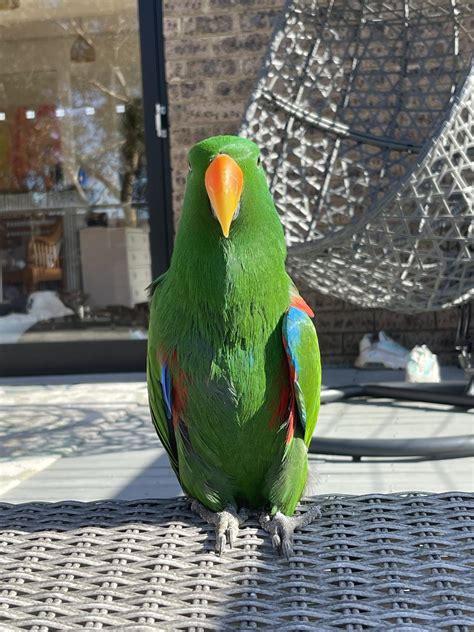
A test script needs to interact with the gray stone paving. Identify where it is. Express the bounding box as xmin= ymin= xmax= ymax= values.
xmin=0 ymin=368 xmax=472 ymax=503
